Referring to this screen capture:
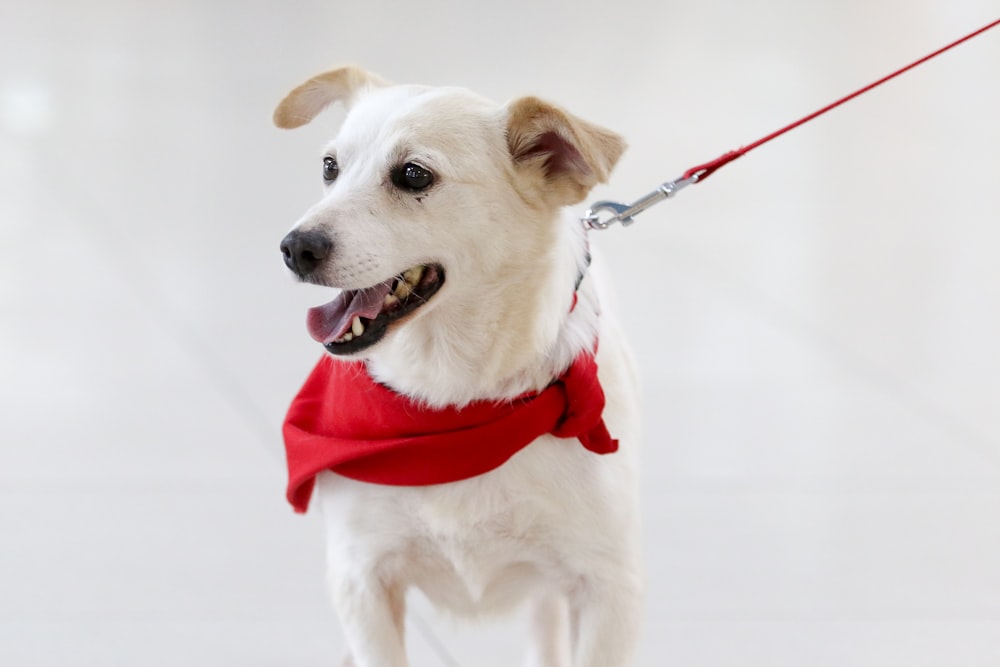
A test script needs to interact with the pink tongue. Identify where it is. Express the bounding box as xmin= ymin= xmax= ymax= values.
xmin=306 ymin=283 xmax=393 ymax=344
